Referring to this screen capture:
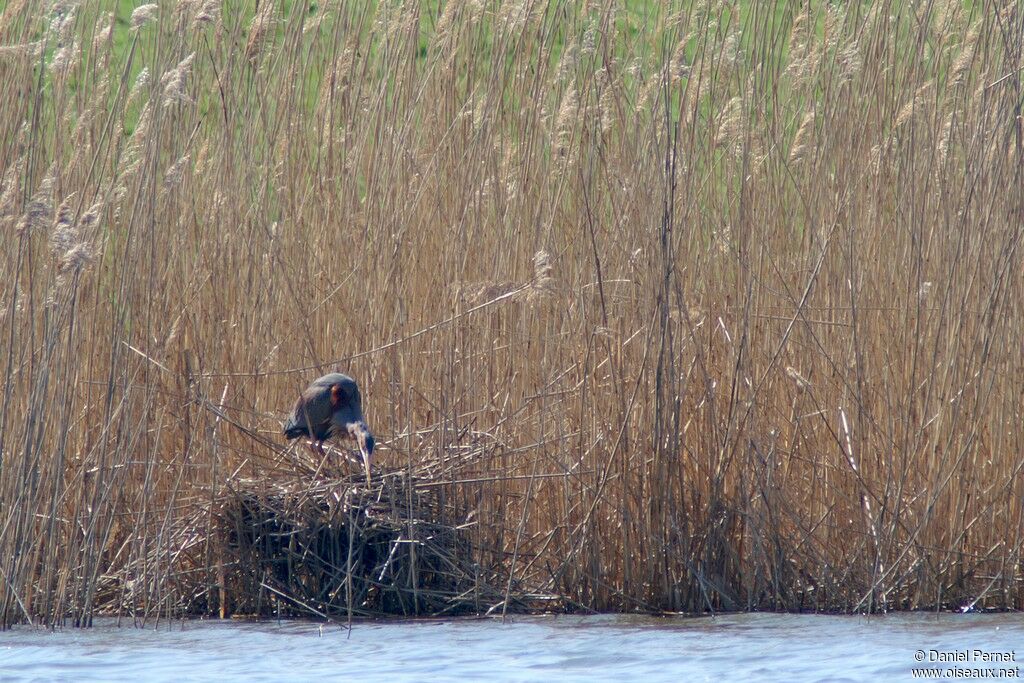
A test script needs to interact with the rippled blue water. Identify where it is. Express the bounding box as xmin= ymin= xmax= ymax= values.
xmin=1 ymin=613 xmax=1021 ymax=682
